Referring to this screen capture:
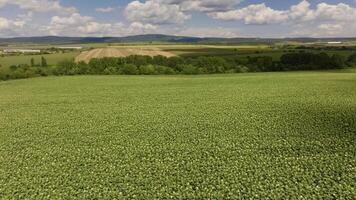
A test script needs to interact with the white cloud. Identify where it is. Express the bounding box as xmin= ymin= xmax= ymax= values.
xmin=207 ymin=0 xmax=356 ymax=37
xmin=43 ymin=13 xmax=157 ymax=36
xmin=175 ymin=27 xmax=239 ymax=38
xmin=1 ymin=0 xmax=355 ymax=38
xmin=125 ymin=0 xmax=191 ymax=25
xmin=0 ymin=17 xmax=26 ymax=29
xmin=128 ymin=22 xmax=157 ymax=33
xmin=318 ymin=23 xmax=343 ymax=33
xmin=0 ymin=17 xmax=10 ymax=29
xmin=157 ymin=0 xmax=242 ymax=12
xmin=209 ymin=3 xmax=288 ymax=24
xmin=0 ymin=16 xmax=29 ymax=37
xmin=46 ymin=13 xmax=116 ymax=36
xmin=78 ymin=22 xmax=114 ymax=35
xmin=309 ymin=2 xmax=356 ymax=21
xmin=0 ymin=0 xmax=76 ymax=14
xmin=96 ymin=7 xmax=115 ymax=13
xmin=288 ymin=0 xmax=314 ymax=21
xmin=210 ymin=0 xmax=356 ymax=25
